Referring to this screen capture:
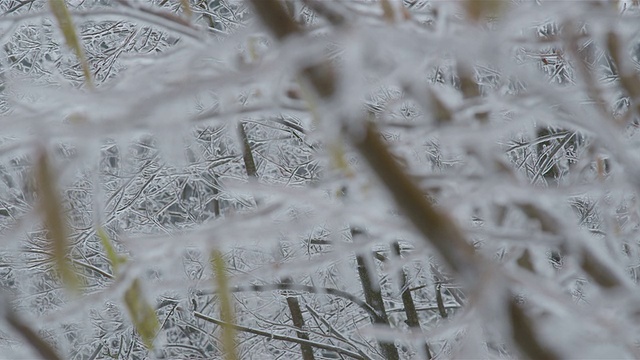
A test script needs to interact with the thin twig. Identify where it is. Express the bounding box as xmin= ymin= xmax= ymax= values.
xmin=2 ymin=8 xmax=203 ymax=41
xmin=194 ymin=311 xmax=367 ymax=360
xmin=196 ymin=283 xmax=382 ymax=322
xmin=305 ymin=304 xmax=374 ymax=360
